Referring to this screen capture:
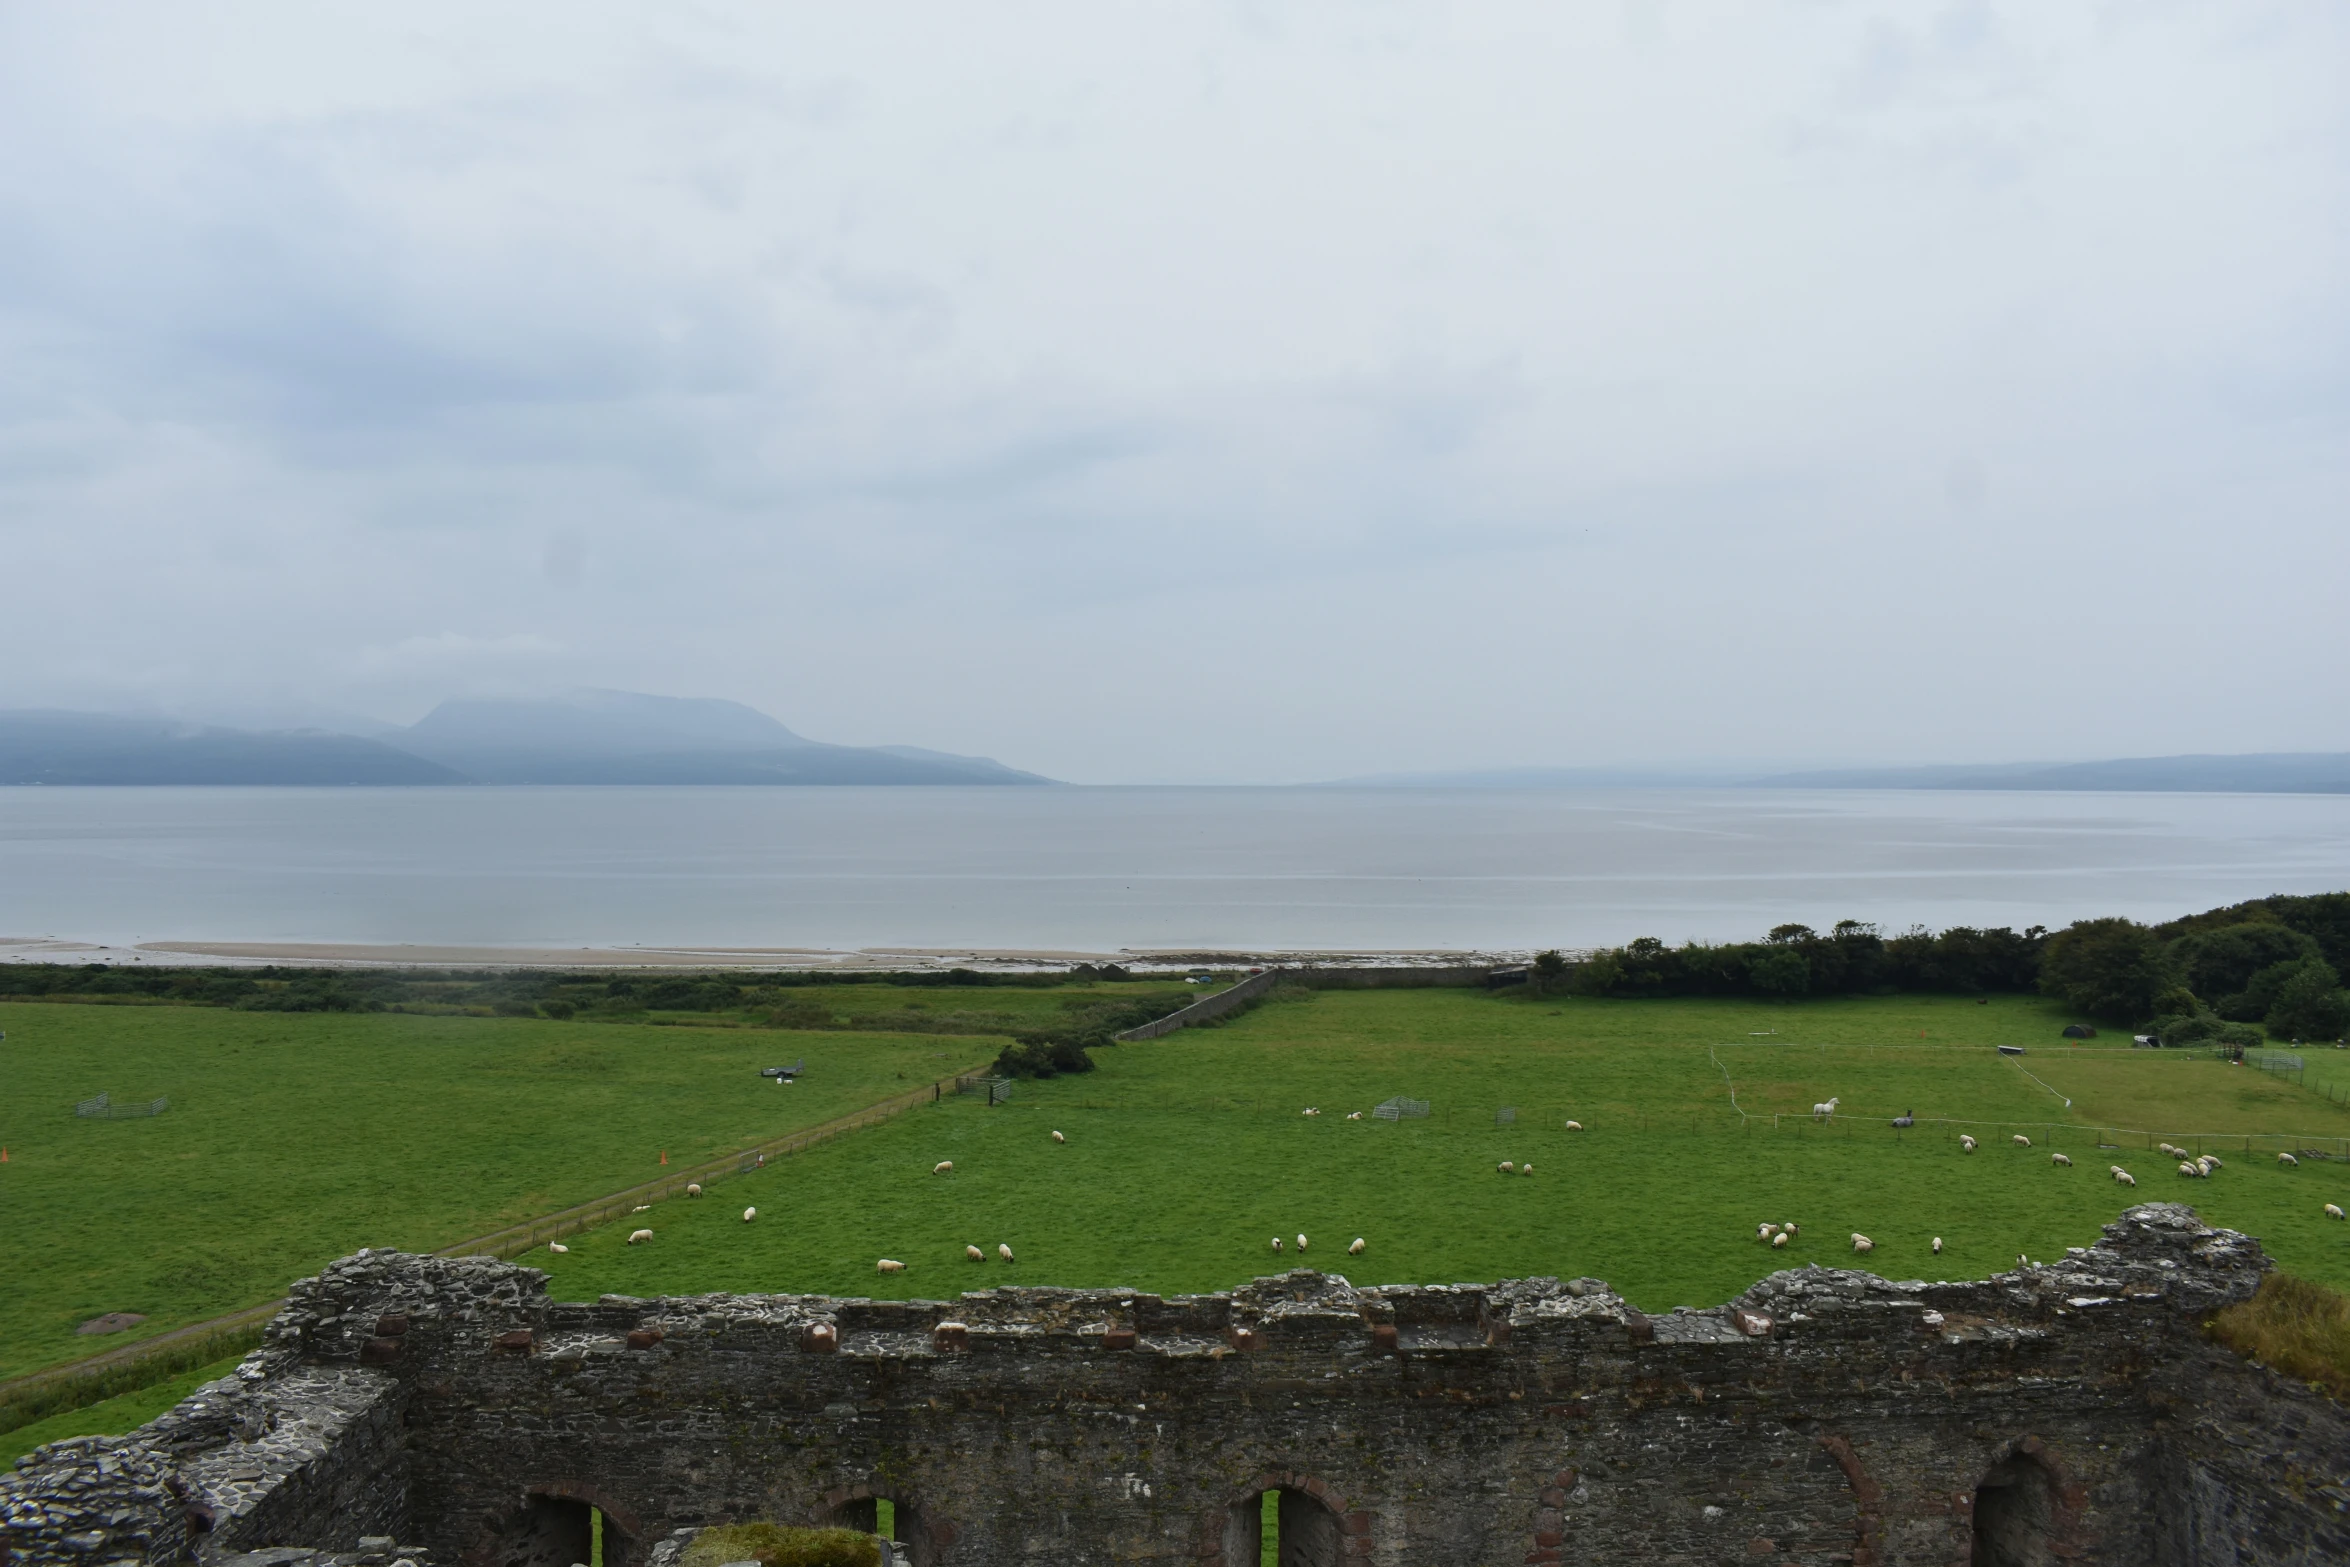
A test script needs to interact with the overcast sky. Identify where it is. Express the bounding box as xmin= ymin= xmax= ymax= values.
xmin=2 ymin=3 xmax=2344 ymax=783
